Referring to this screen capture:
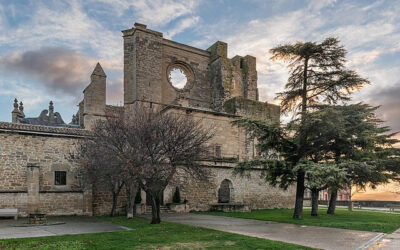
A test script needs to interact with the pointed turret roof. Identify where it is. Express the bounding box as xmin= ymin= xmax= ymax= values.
xmin=91 ymin=62 xmax=106 ymax=77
